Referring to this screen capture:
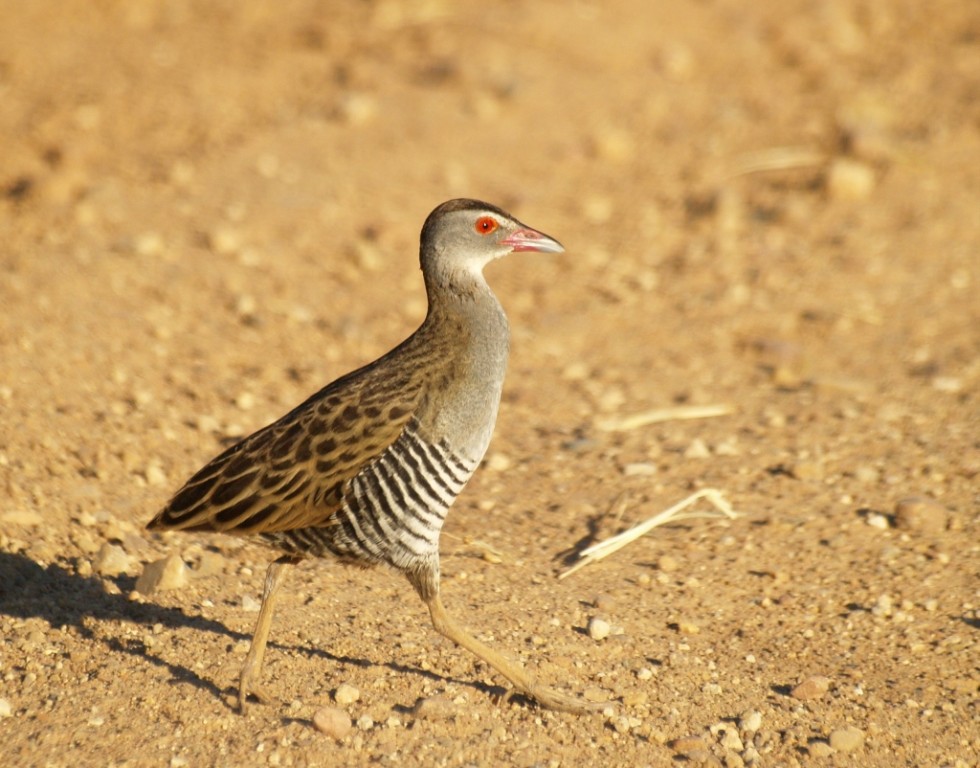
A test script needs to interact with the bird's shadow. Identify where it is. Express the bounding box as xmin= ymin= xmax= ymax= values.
xmin=0 ymin=551 xmax=502 ymax=711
